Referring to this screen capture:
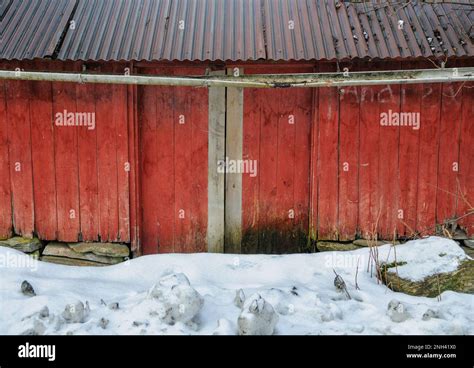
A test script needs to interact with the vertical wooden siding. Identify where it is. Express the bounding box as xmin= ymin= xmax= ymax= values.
xmin=321 ymin=62 xmax=473 ymax=240
xmin=0 ymin=61 xmax=130 ymax=242
xmin=241 ymin=64 xmax=474 ymax=252
xmin=138 ymin=67 xmax=209 ymax=254
xmin=0 ymin=61 xmax=473 ymax=253
xmin=242 ymin=66 xmax=314 ymax=253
